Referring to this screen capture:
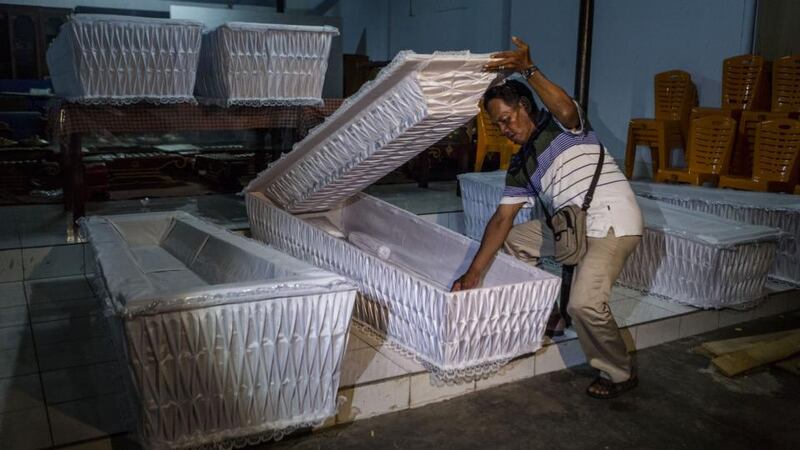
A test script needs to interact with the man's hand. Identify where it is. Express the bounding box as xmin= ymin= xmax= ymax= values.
xmin=484 ymin=36 xmax=533 ymax=73
xmin=451 ymin=270 xmax=481 ymax=292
